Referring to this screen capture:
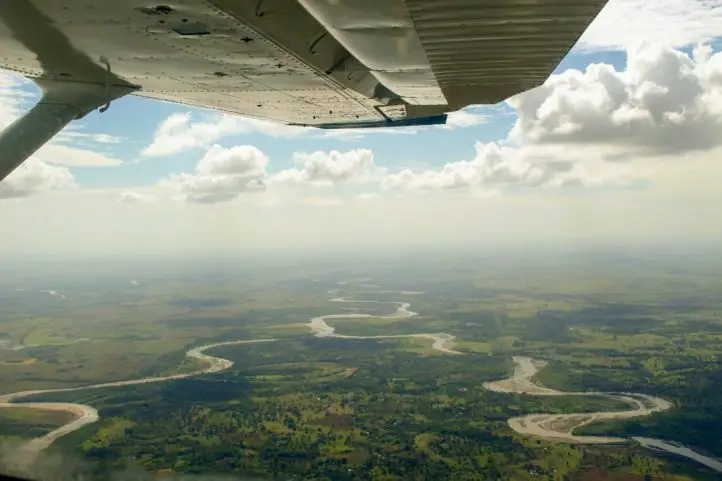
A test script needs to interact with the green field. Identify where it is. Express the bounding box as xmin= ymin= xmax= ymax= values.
xmin=2 ymin=253 xmax=722 ymax=480
xmin=0 ymin=408 xmax=71 ymax=443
